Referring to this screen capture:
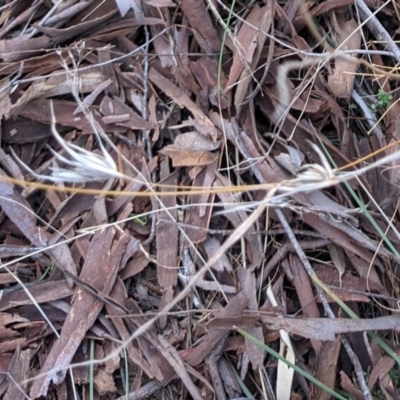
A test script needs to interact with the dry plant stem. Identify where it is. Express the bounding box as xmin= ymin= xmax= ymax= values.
xmin=230 ymin=119 xmax=372 ymax=397
xmin=351 ymin=89 xmax=384 ymax=143
xmin=28 ymin=0 xmax=64 ymax=37
xmin=277 ymin=209 xmax=372 ymax=399
xmin=42 ymin=0 xmax=87 ymax=27
xmin=0 ymin=2 xmax=40 ymax=39
xmin=276 ymin=212 xmax=328 ymax=316
xmin=260 ymin=367 xmax=276 ymax=400
xmin=140 ymin=24 xmax=156 ymax=246
xmin=355 ymin=0 xmax=400 ymax=63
